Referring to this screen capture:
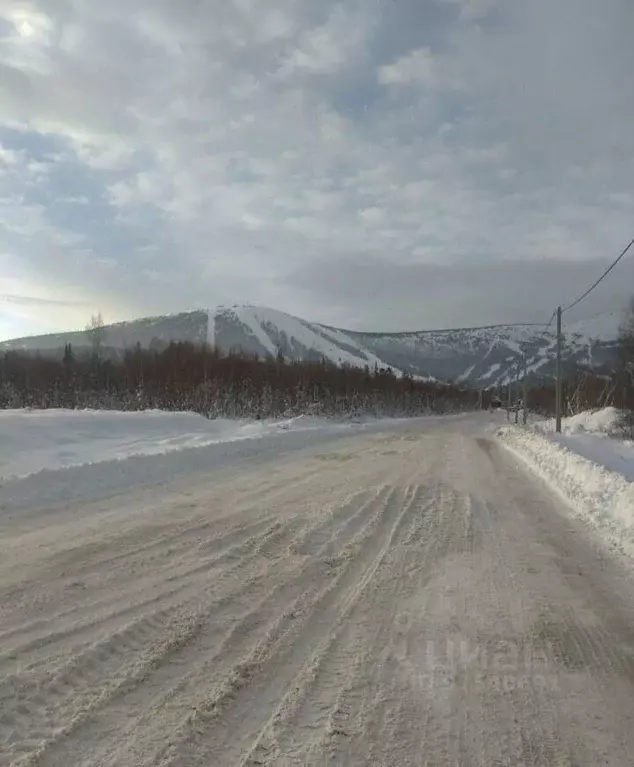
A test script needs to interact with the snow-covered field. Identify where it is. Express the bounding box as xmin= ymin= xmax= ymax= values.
xmin=0 ymin=409 xmax=346 ymax=481
xmin=498 ymin=408 xmax=634 ymax=557
xmin=0 ymin=409 xmax=440 ymax=511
